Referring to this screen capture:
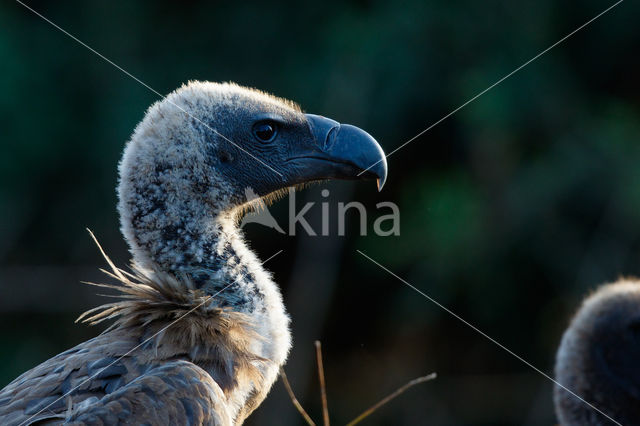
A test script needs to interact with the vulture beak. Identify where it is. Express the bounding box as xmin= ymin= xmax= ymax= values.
xmin=287 ymin=114 xmax=388 ymax=191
